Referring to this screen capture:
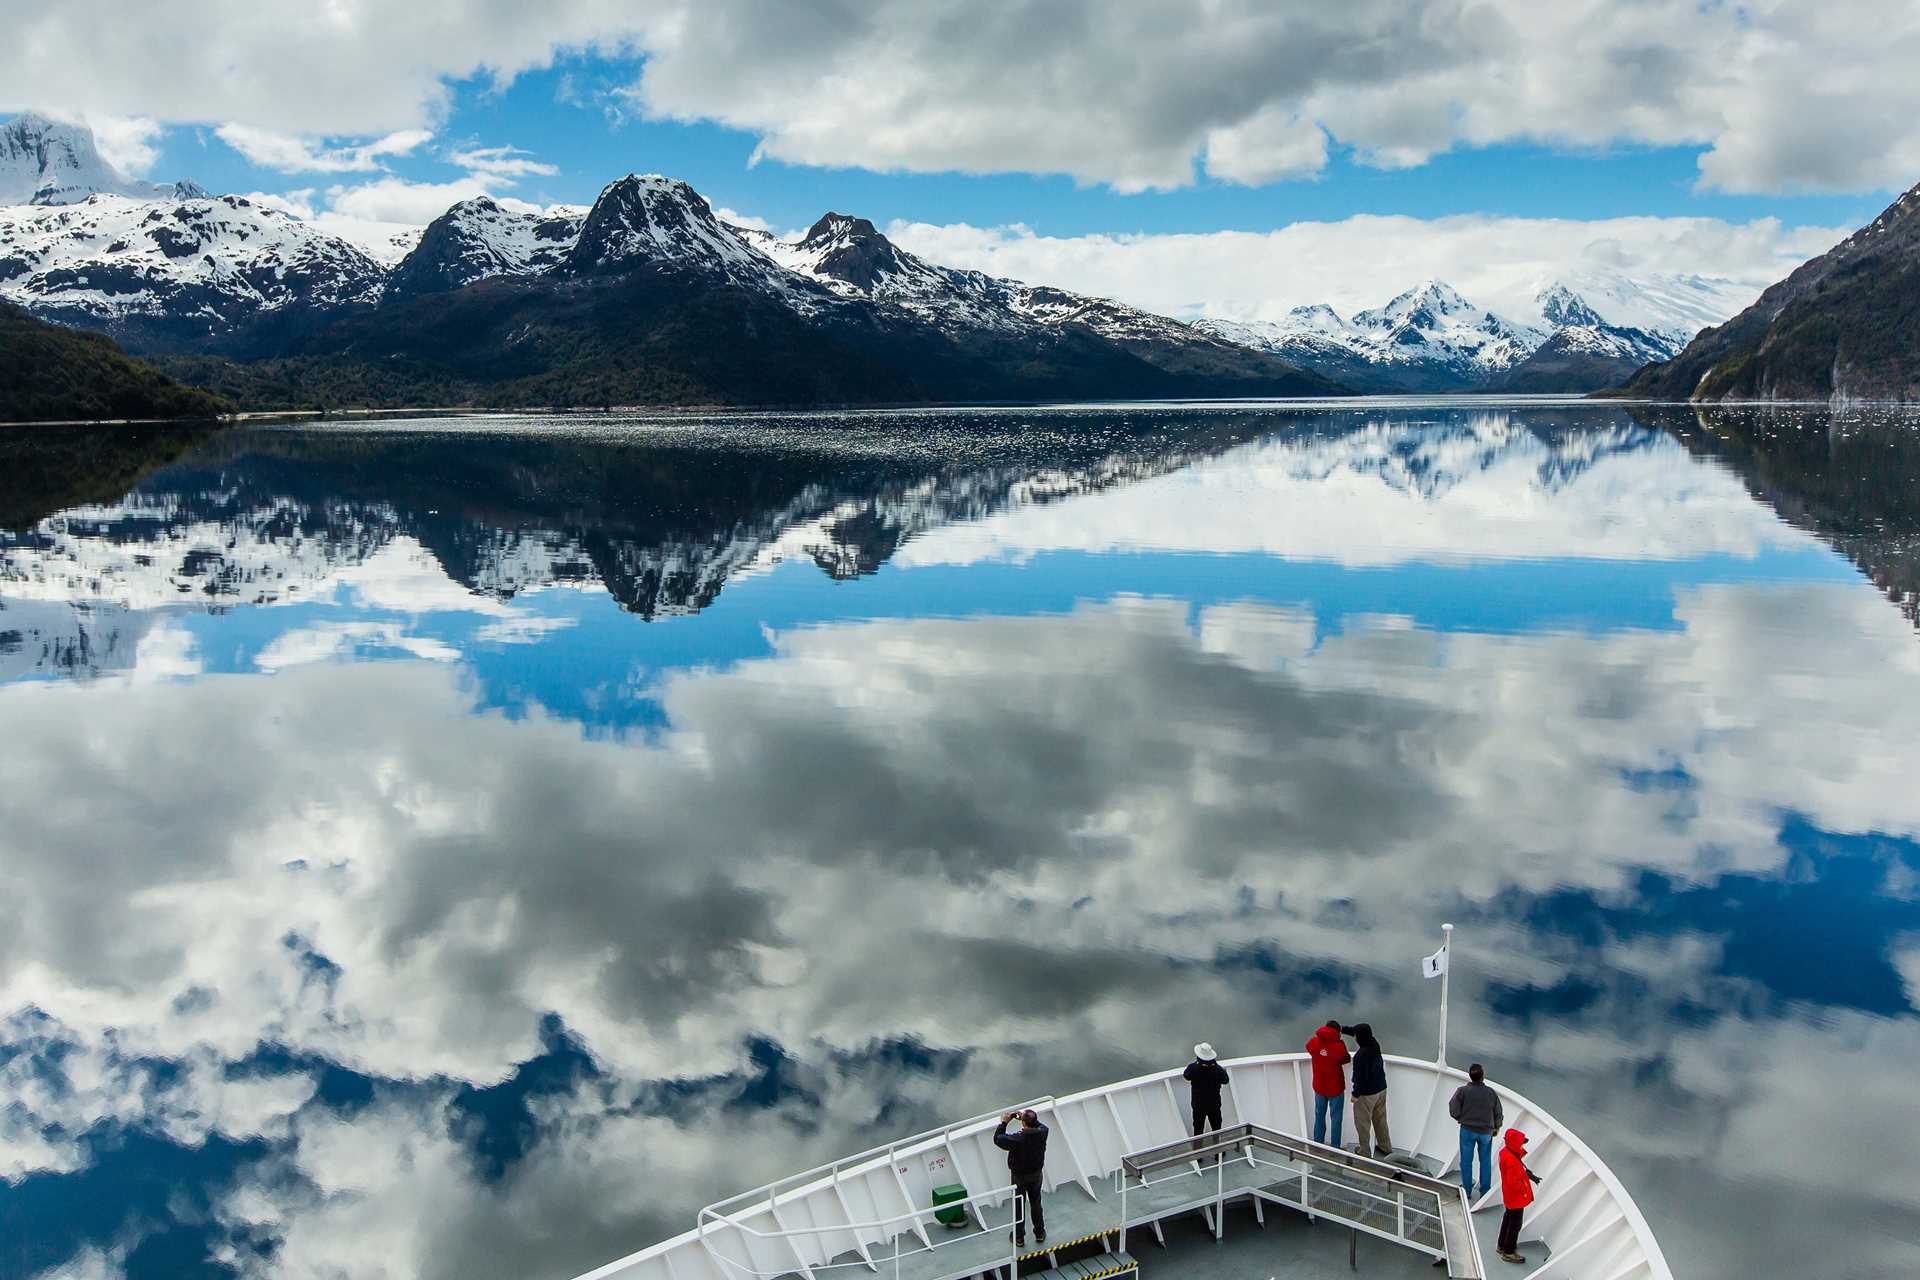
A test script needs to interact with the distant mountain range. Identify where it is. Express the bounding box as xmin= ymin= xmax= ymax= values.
xmin=0 ymin=112 xmax=1765 ymax=409
xmin=1194 ymin=279 xmax=1694 ymax=393
xmin=1622 ymin=179 xmax=1920 ymax=403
